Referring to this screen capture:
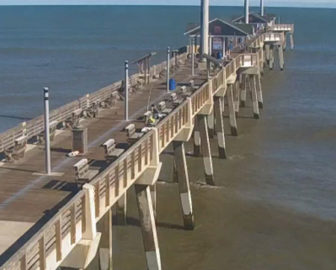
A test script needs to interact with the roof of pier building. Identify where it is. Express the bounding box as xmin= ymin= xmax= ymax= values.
xmin=184 ymin=18 xmax=254 ymax=37
xmin=232 ymin=13 xmax=276 ymax=24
